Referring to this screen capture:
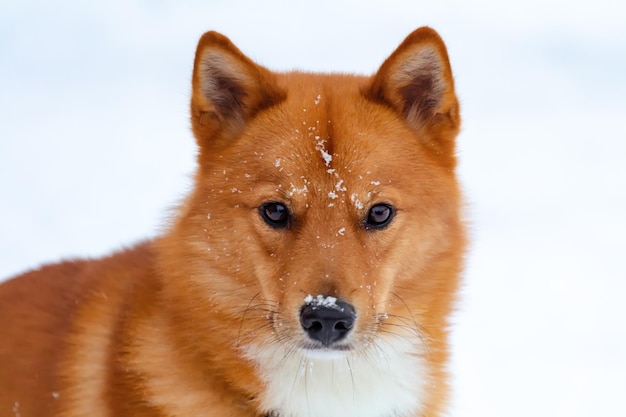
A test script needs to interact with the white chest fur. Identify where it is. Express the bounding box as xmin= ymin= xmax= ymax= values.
xmin=244 ymin=335 xmax=428 ymax=417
